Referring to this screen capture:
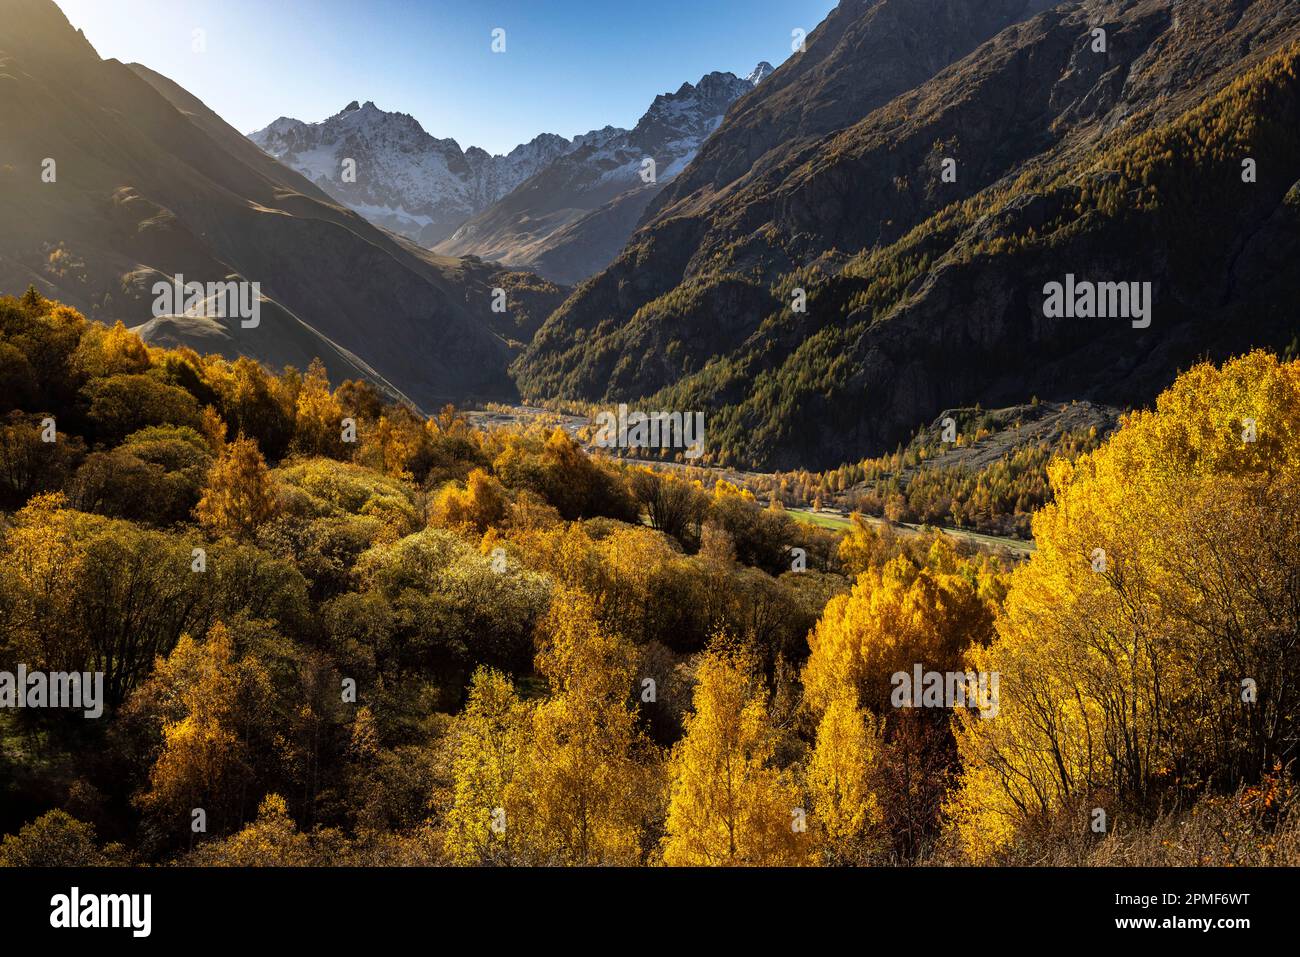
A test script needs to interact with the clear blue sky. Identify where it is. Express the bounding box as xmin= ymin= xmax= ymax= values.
xmin=55 ymin=0 xmax=838 ymax=155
